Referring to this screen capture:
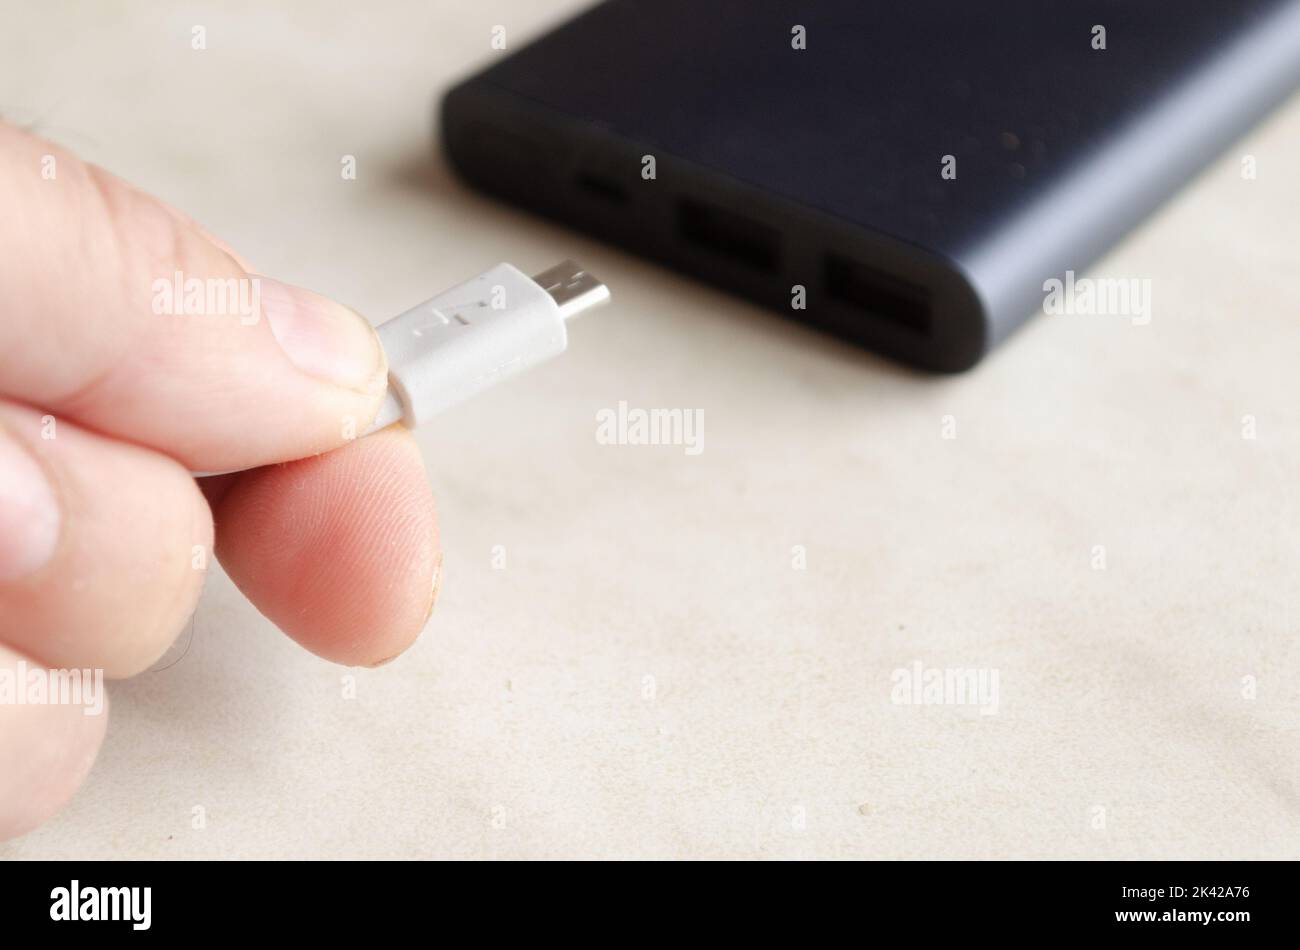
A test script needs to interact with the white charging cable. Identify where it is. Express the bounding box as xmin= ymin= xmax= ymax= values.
xmin=195 ymin=260 xmax=608 ymax=477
